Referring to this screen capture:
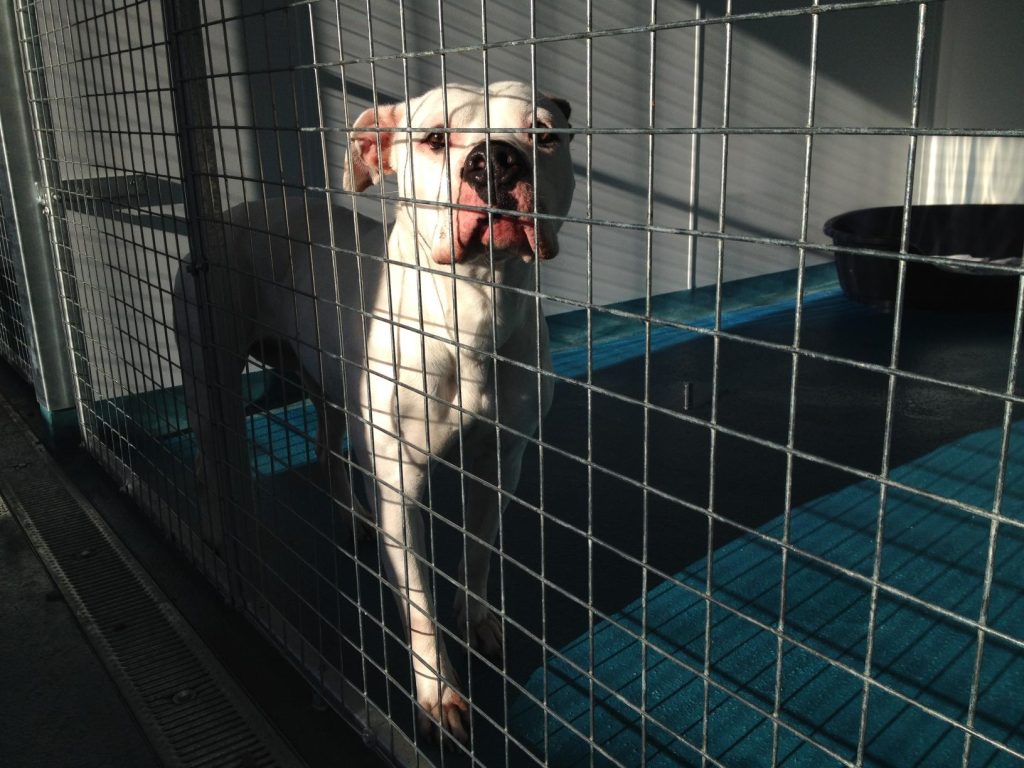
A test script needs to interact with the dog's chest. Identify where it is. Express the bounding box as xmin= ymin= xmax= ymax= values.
xmin=358 ymin=256 xmax=540 ymax=449
xmin=379 ymin=327 xmax=498 ymax=422
xmin=354 ymin=333 xmax=492 ymax=465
